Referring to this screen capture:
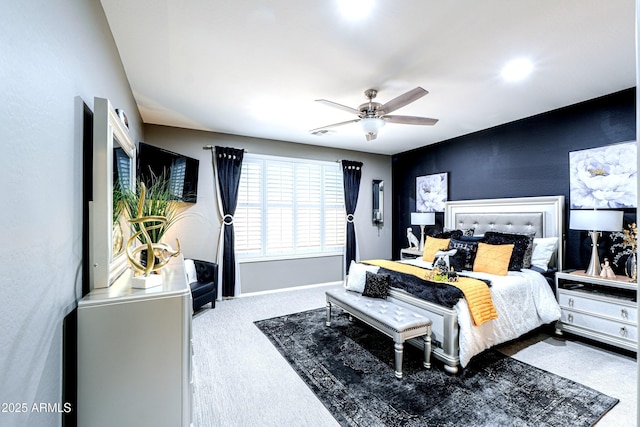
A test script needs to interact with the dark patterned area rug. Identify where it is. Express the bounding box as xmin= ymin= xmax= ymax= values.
xmin=255 ymin=307 xmax=618 ymax=427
